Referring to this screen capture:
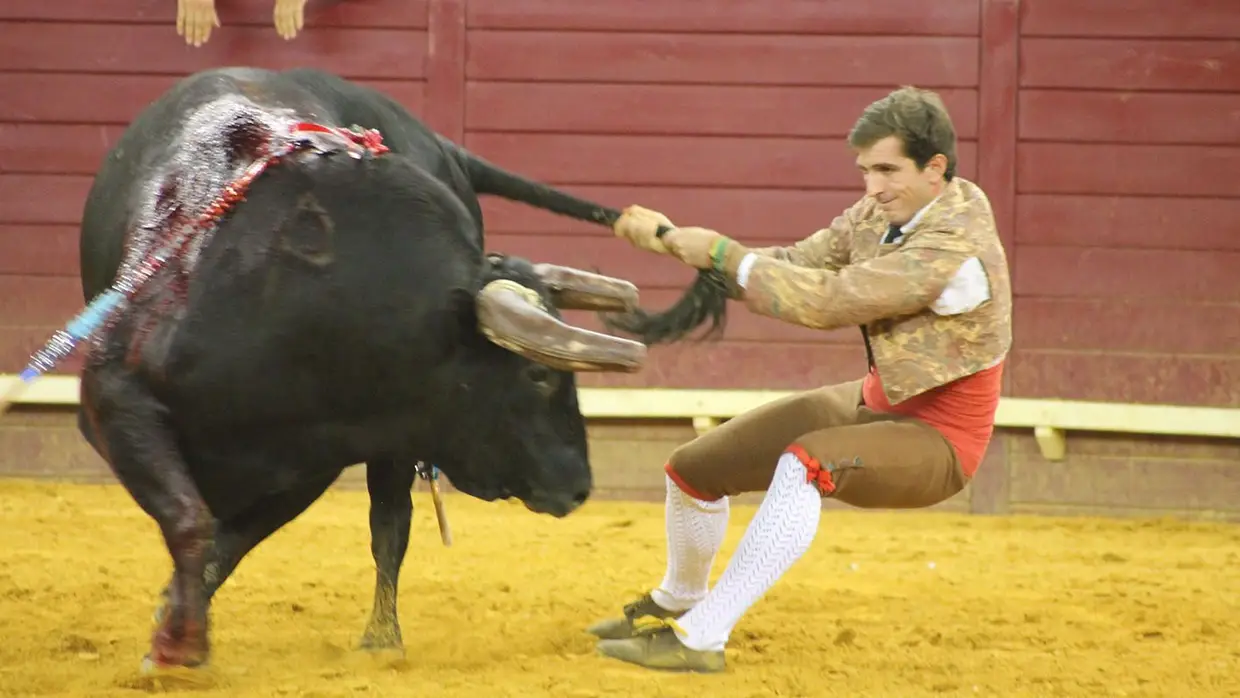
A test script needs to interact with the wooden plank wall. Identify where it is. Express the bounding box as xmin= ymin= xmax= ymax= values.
xmin=992 ymin=0 xmax=1240 ymax=518
xmin=1011 ymin=0 xmax=1240 ymax=408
